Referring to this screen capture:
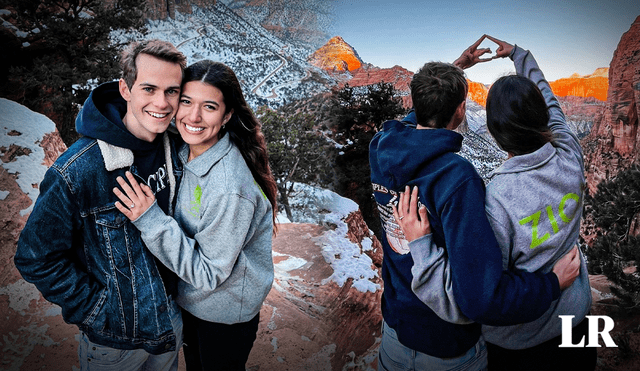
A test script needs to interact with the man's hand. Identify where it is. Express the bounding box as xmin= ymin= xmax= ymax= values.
xmin=552 ymin=246 xmax=581 ymax=290
xmin=392 ymin=185 xmax=431 ymax=242
xmin=453 ymin=35 xmax=493 ymax=70
xmin=113 ymin=171 xmax=156 ymax=221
